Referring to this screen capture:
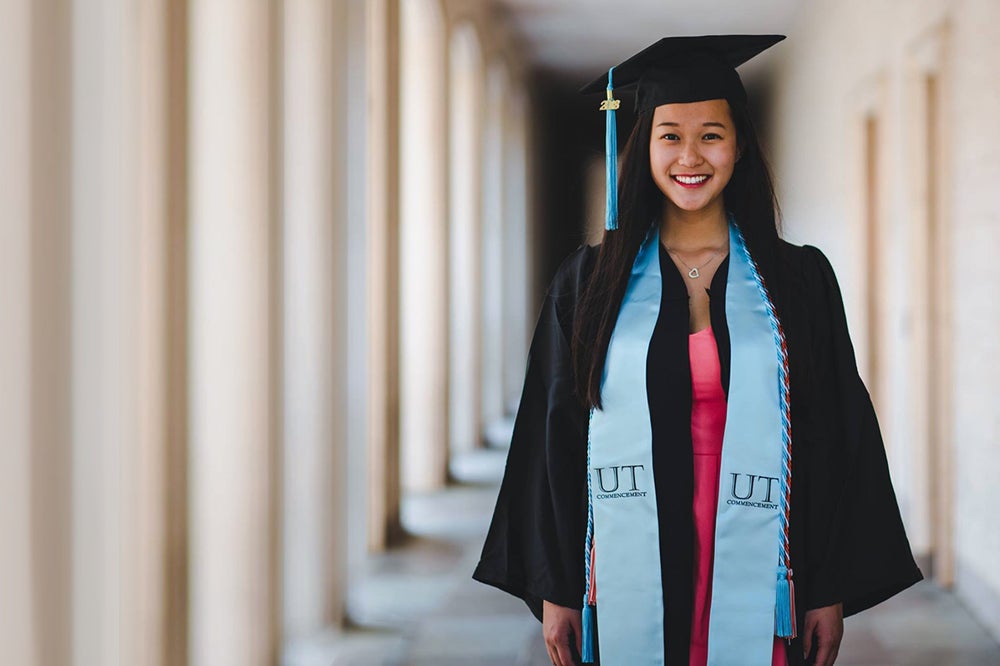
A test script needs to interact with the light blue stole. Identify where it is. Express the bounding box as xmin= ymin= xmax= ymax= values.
xmin=584 ymin=218 xmax=793 ymax=665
